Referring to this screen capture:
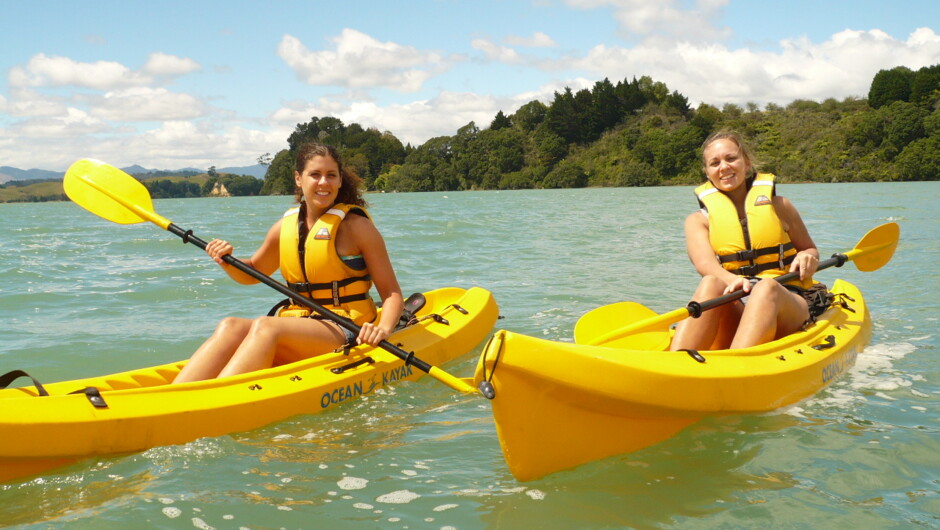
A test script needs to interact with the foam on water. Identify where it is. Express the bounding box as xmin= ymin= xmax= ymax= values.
xmin=375 ymin=490 xmax=421 ymax=504
xmin=337 ymin=476 xmax=369 ymax=490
